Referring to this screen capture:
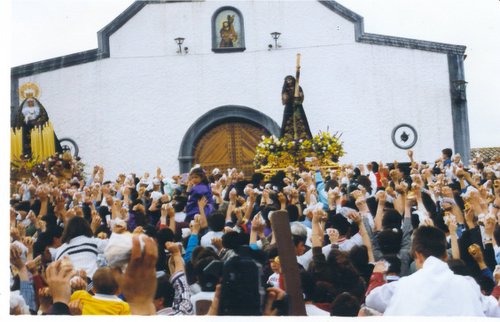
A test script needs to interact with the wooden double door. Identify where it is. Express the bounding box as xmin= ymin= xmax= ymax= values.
xmin=193 ymin=121 xmax=268 ymax=178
